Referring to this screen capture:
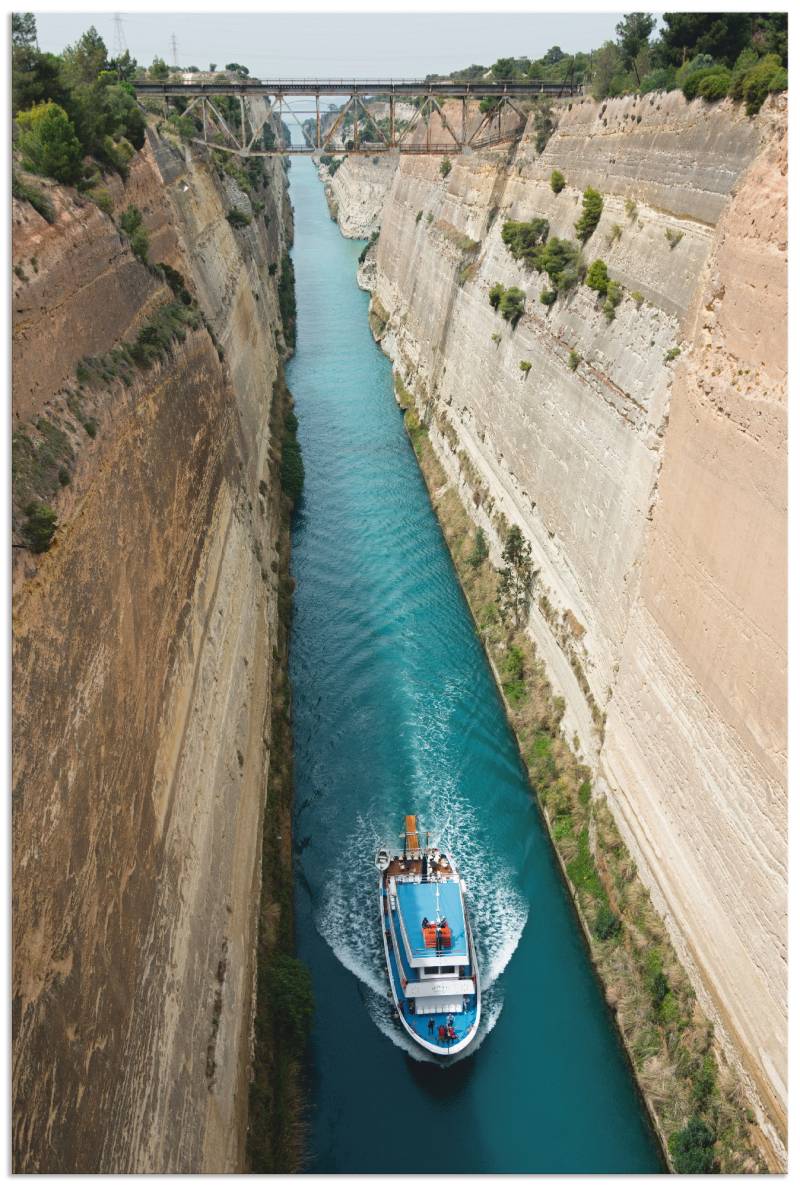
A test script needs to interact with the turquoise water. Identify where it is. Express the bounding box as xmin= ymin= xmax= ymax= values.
xmin=286 ymin=158 xmax=663 ymax=1174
